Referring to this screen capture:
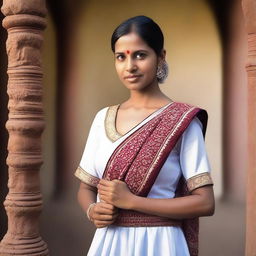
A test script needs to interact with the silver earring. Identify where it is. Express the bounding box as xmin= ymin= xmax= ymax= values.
xmin=156 ymin=61 xmax=169 ymax=84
